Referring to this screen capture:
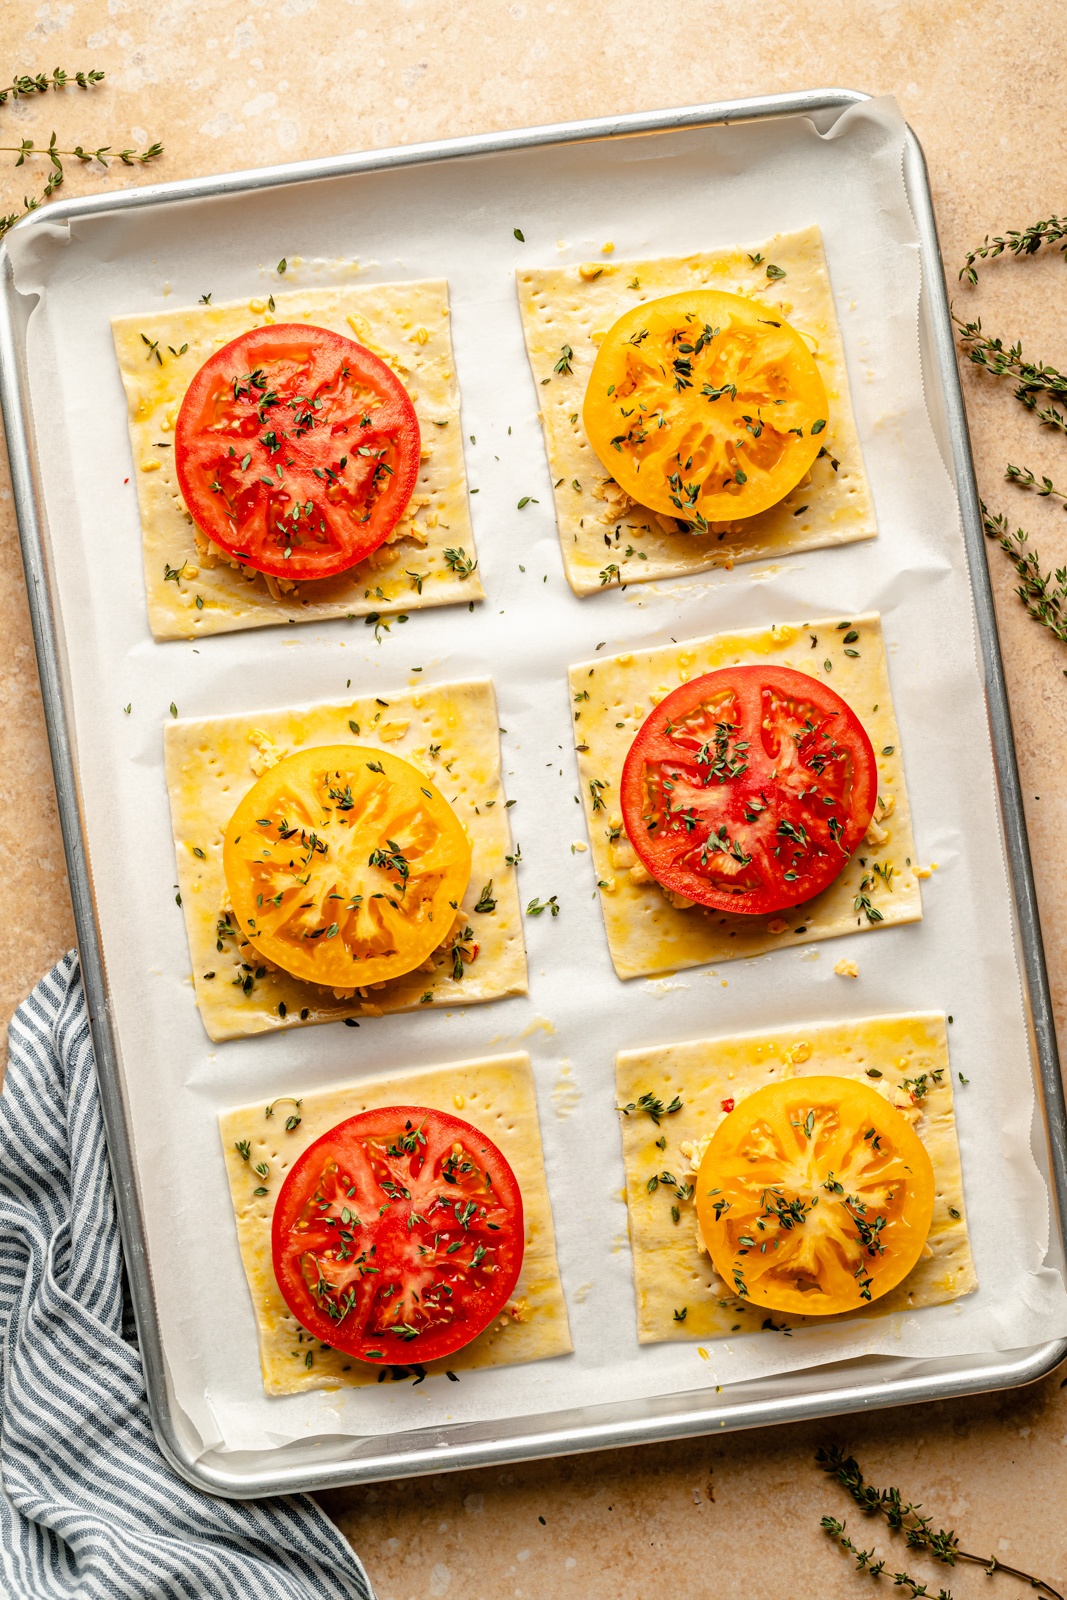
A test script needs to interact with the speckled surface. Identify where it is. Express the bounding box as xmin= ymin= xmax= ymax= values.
xmin=3 ymin=3 xmax=1067 ymax=1595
